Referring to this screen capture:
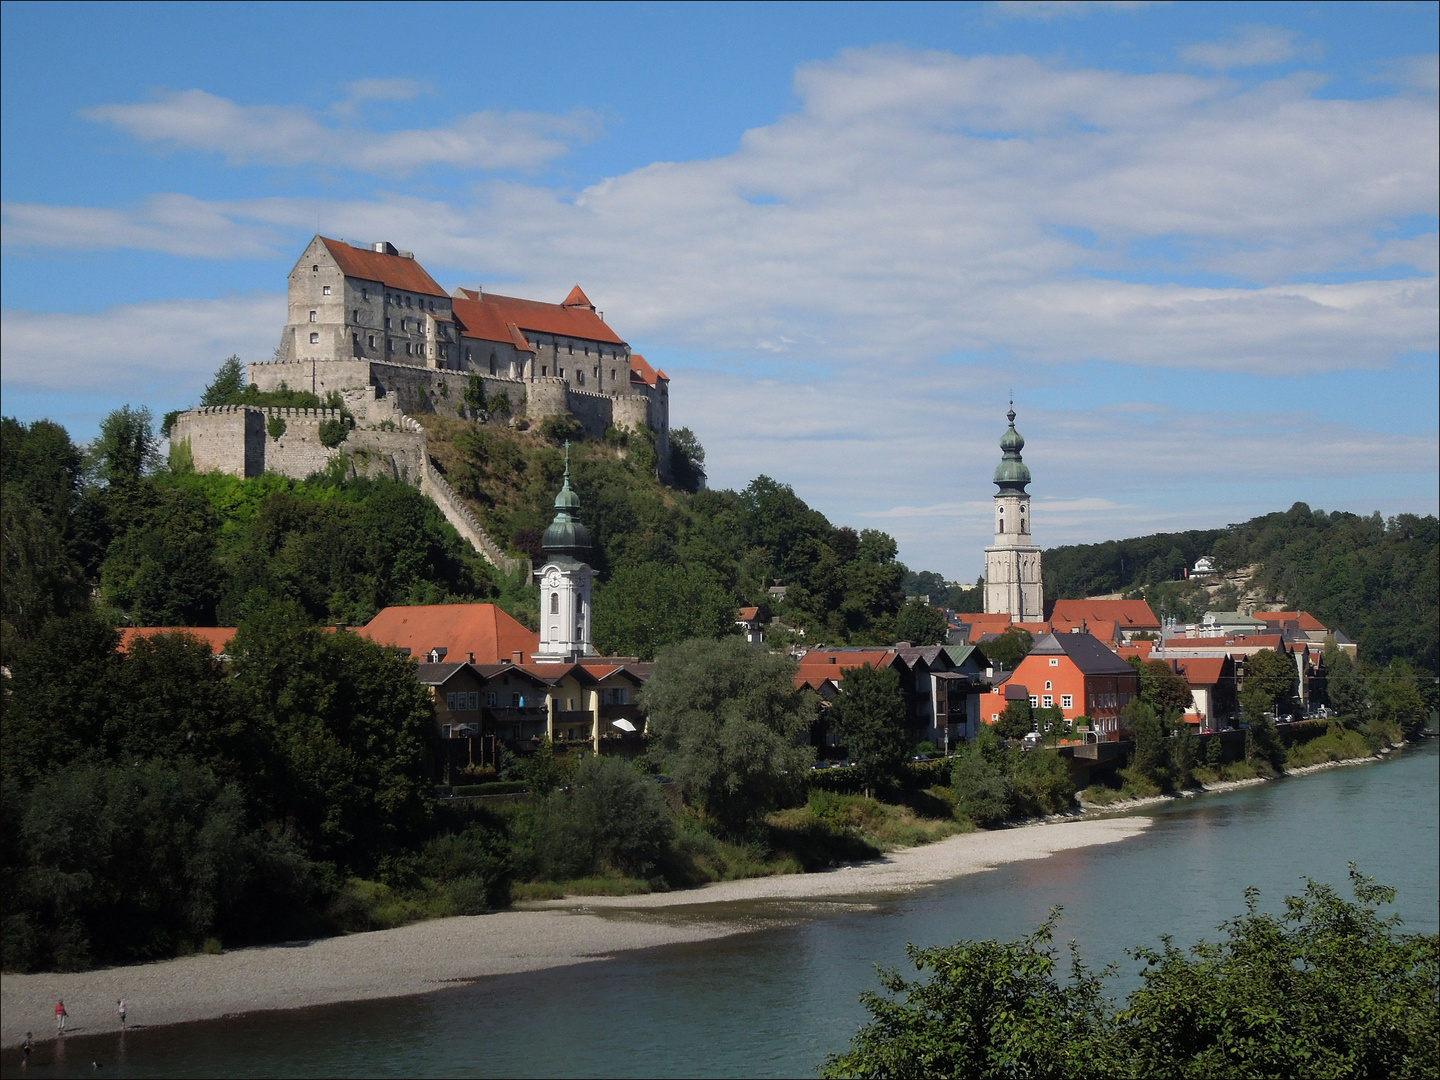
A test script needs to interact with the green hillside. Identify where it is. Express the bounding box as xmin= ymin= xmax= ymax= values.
xmin=1043 ymin=503 xmax=1439 ymax=672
